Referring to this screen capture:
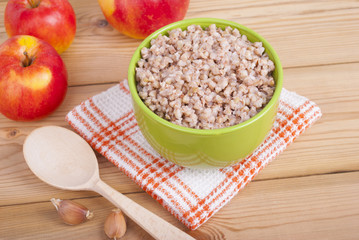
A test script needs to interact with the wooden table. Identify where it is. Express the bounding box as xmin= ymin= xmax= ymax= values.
xmin=1 ymin=0 xmax=358 ymax=239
